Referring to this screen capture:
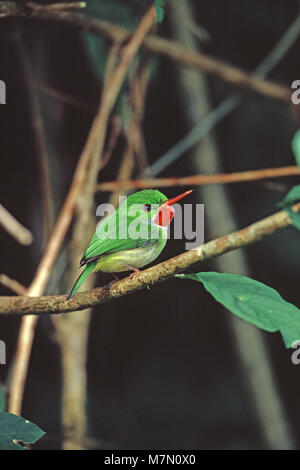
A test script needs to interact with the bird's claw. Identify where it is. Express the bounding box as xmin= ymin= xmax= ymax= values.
xmin=126 ymin=265 xmax=141 ymax=280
